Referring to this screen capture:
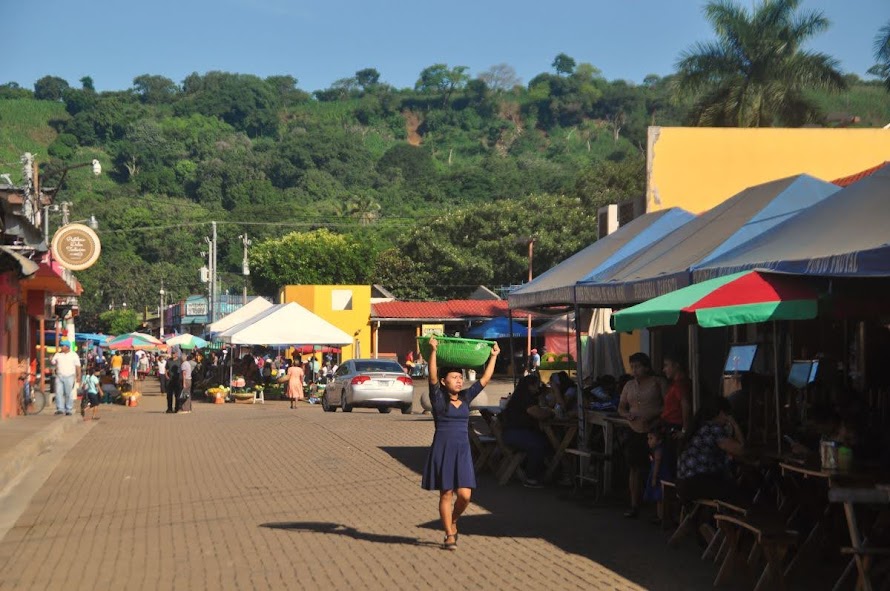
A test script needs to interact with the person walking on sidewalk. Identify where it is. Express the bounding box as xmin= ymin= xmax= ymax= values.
xmin=51 ymin=341 xmax=81 ymax=416
xmin=179 ymin=353 xmax=193 ymax=413
xmin=422 ymin=336 xmax=499 ymax=550
xmin=165 ymin=354 xmax=182 ymax=414
xmin=157 ymin=355 xmax=168 ymax=395
xmin=110 ymin=351 xmax=123 ymax=384
xmin=80 ymin=366 xmax=101 ymax=421
xmin=285 ymin=359 xmax=305 ymax=409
